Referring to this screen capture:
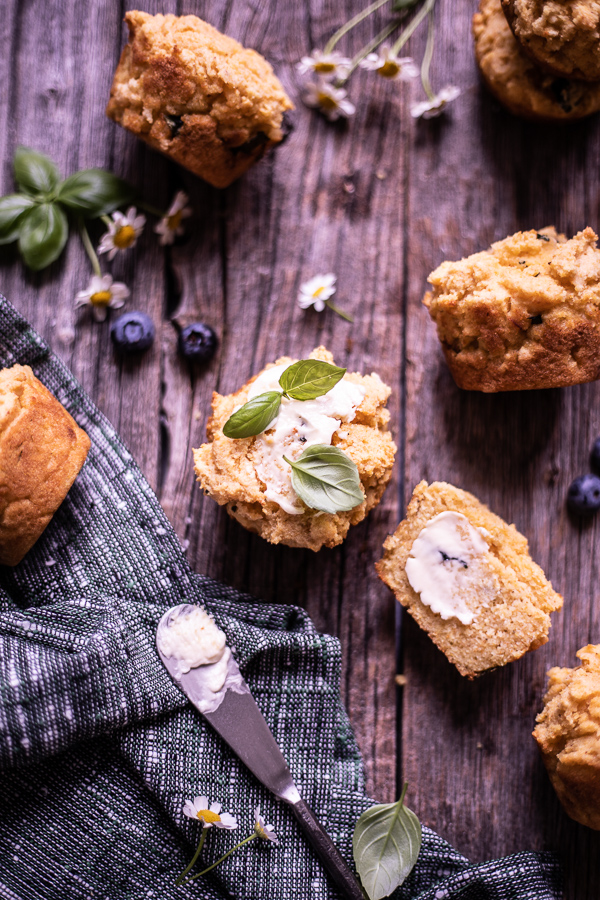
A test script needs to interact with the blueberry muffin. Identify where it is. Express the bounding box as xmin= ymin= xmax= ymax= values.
xmin=424 ymin=227 xmax=600 ymax=392
xmin=193 ymin=347 xmax=396 ymax=551
xmin=376 ymin=481 xmax=563 ymax=678
xmin=533 ymin=644 xmax=600 ymax=829
xmin=473 ymin=0 xmax=600 ymax=121
xmin=502 ymin=0 xmax=600 ymax=82
xmin=0 ymin=365 xmax=90 ymax=566
xmin=107 ymin=11 xmax=293 ymax=188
